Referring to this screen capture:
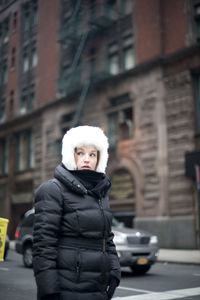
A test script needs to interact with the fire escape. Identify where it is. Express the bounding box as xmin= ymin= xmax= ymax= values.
xmin=58 ymin=0 xmax=118 ymax=126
